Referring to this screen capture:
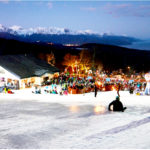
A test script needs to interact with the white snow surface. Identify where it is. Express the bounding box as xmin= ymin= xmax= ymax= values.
xmin=0 ymin=90 xmax=150 ymax=149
